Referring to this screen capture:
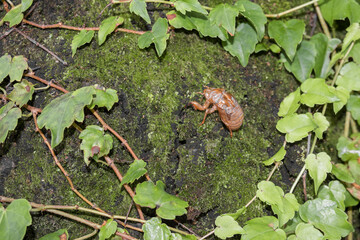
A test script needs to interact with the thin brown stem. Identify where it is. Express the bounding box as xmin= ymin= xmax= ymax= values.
xmin=265 ymin=0 xmax=318 ymax=18
xmin=13 ymin=28 xmax=67 ymax=65
xmin=25 ymin=72 xmax=69 ymax=93
xmin=313 ymin=1 xmax=331 ymax=39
